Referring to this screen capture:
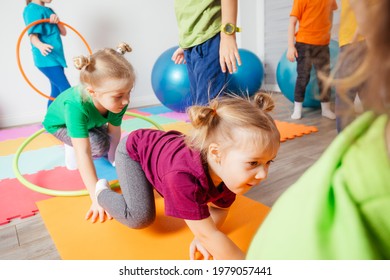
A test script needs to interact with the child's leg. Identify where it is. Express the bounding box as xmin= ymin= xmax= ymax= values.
xmin=52 ymin=128 xmax=77 ymax=170
xmin=38 ymin=66 xmax=71 ymax=107
xmin=97 ymin=136 xmax=156 ymax=229
xmin=52 ymin=126 xmax=110 ymax=170
xmin=88 ymin=126 xmax=110 ymax=159
xmin=335 ymin=42 xmax=367 ymax=131
xmin=293 ymin=42 xmax=312 ymax=119
xmin=312 ymin=45 xmax=335 ymax=119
